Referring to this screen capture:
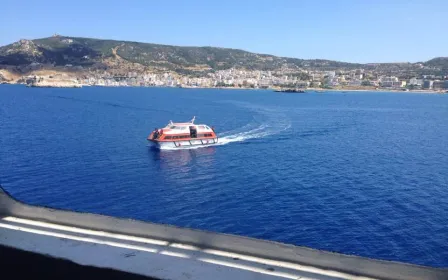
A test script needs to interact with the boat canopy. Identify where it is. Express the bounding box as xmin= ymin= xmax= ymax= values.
xmin=168 ymin=116 xmax=195 ymax=126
